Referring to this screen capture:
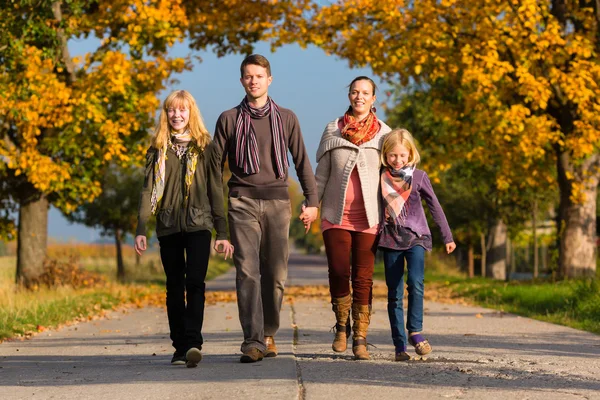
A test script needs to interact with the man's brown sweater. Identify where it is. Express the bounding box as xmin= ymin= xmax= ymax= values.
xmin=213 ymin=105 xmax=318 ymax=207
